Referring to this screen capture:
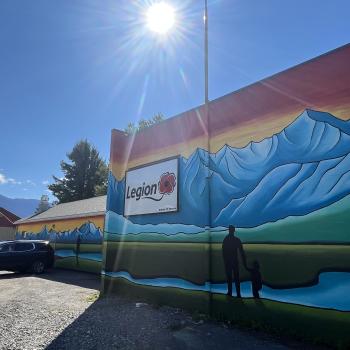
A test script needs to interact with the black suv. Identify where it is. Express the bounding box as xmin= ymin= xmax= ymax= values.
xmin=0 ymin=240 xmax=54 ymax=274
